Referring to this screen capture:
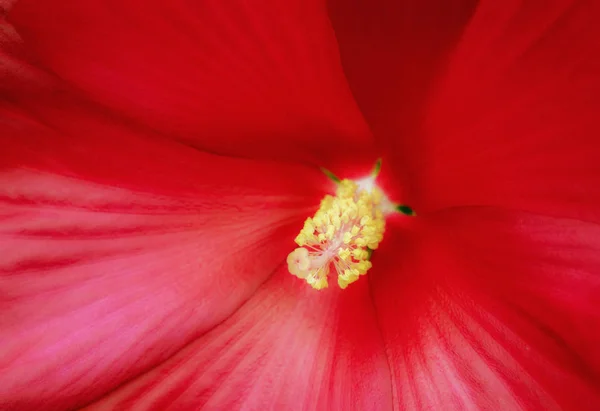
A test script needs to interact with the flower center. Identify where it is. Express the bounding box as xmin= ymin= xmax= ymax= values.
xmin=287 ymin=179 xmax=385 ymax=290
